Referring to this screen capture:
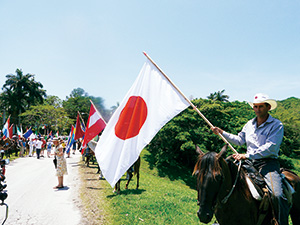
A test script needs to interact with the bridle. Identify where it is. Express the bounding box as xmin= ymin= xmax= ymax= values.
xmin=221 ymin=160 xmax=241 ymax=204
xmin=197 ymin=157 xmax=242 ymax=211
